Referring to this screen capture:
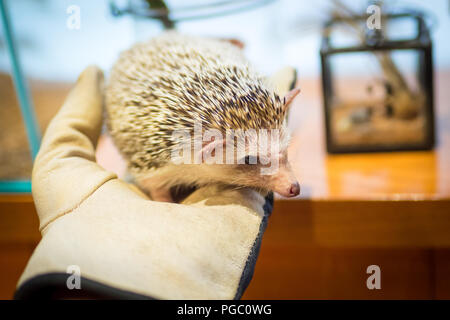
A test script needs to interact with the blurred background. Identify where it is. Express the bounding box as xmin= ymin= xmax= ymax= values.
xmin=1 ymin=0 xmax=450 ymax=181
xmin=1 ymin=0 xmax=450 ymax=80
xmin=1 ymin=0 xmax=450 ymax=299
